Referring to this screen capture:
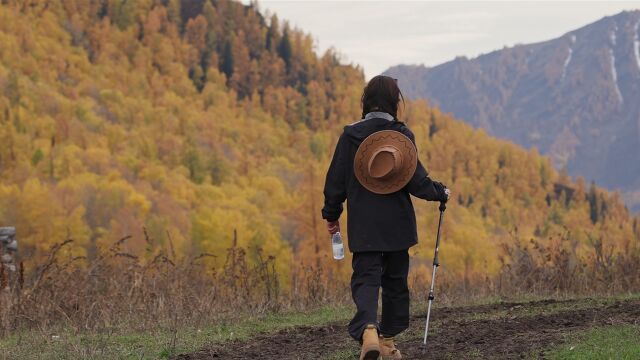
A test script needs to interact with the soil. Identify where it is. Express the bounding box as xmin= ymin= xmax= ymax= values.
xmin=174 ymin=298 xmax=640 ymax=359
